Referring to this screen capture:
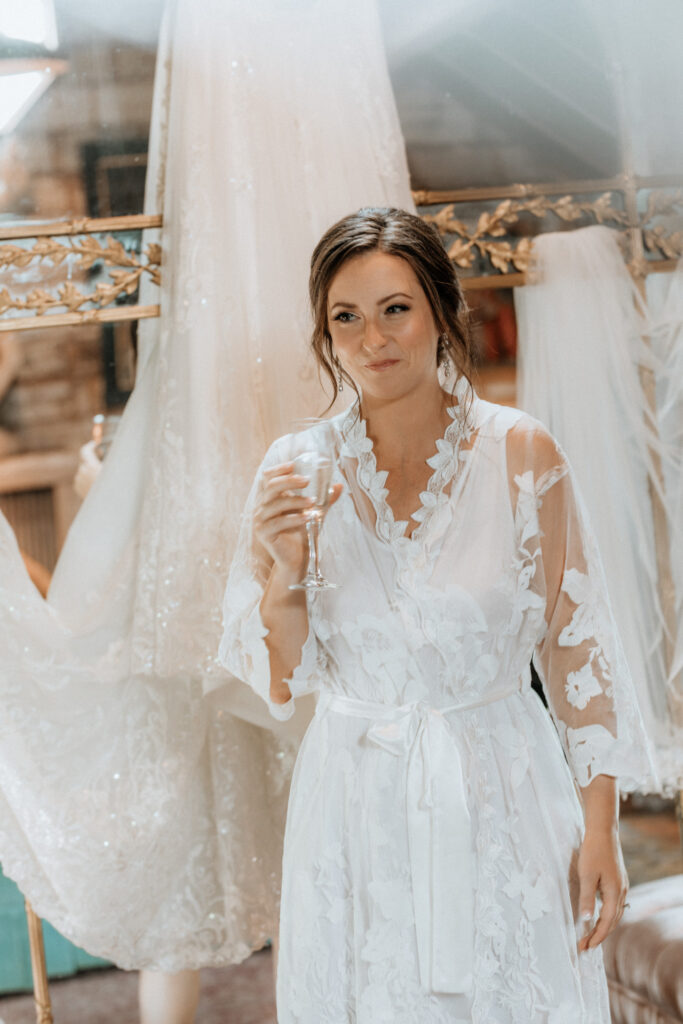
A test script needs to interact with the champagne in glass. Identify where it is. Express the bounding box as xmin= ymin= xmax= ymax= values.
xmin=289 ymin=421 xmax=338 ymax=591
xmin=293 ymin=451 xmax=334 ymax=520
